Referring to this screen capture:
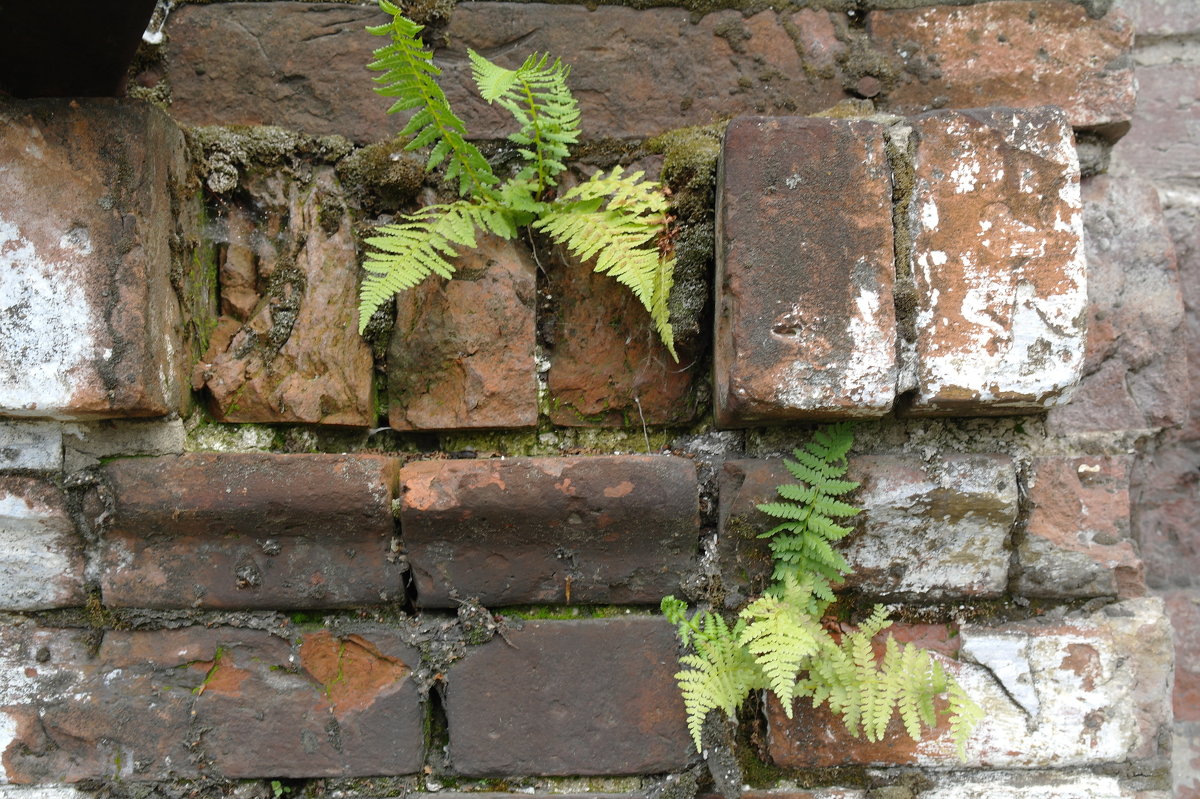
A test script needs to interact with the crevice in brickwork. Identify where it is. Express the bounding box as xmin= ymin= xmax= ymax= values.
xmin=883 ymin=118 xmax=920 ymax=406
xmin=423 ymin=681 xmax=453 ymax=778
